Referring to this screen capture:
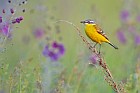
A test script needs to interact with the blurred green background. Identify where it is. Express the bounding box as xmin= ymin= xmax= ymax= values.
xmin=0 ymin=0 xmax=140 ymax=93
